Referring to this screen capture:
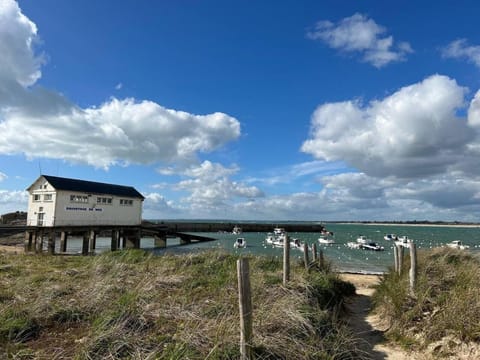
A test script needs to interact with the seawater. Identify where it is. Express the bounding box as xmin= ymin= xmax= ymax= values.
xmin=56 ymin=223 xmax=480 ymax=274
